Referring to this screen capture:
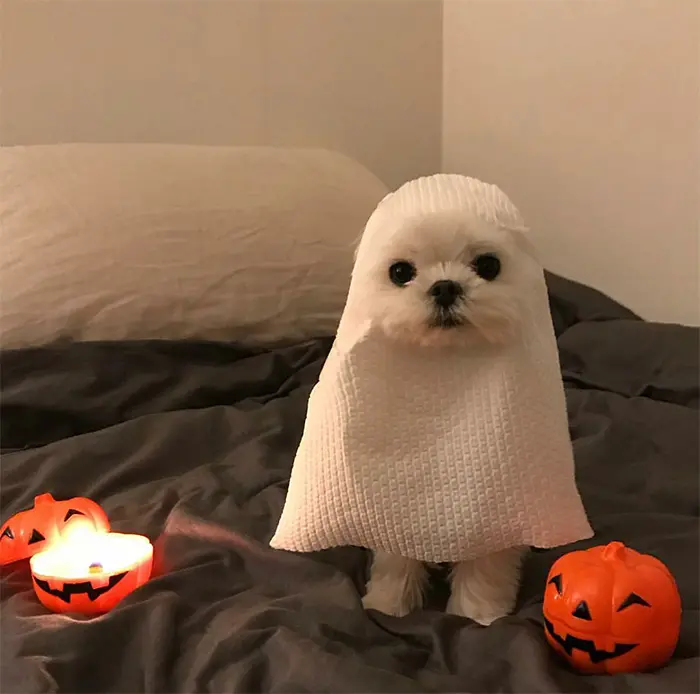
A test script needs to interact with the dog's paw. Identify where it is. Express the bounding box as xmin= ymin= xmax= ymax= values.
xmin=446 ymin=547 xmax=525 ymax=625
xmin=362 ymin=587 xmax=415 ymax=617
xmin=445 ymin=594 xmax=509 ymax=626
